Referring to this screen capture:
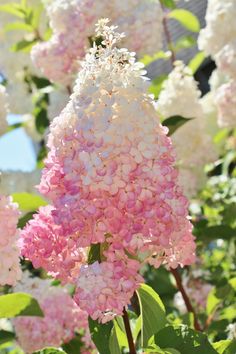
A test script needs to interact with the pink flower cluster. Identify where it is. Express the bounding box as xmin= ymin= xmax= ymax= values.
xmin=21 ymin=21 xmax=195 ymax=323
xmin=32 ymin=0 xmax=163 ymax=85
xmin=0 ymin=194 xmax=21 ymax=285
xmin=74 ymin=259 xmax=142 ymax=323
xmin=13 ymin=272 xmax=94 ymax=353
